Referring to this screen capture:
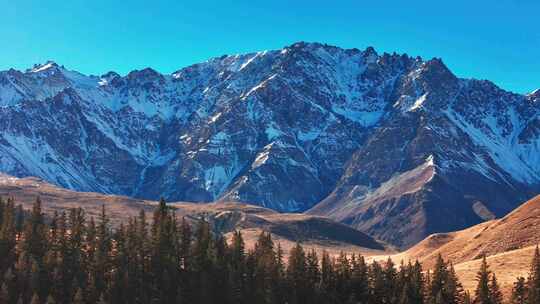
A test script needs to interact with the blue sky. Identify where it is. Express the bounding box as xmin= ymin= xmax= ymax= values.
xmin=1 ymin=0 xmax=538 ymax=93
